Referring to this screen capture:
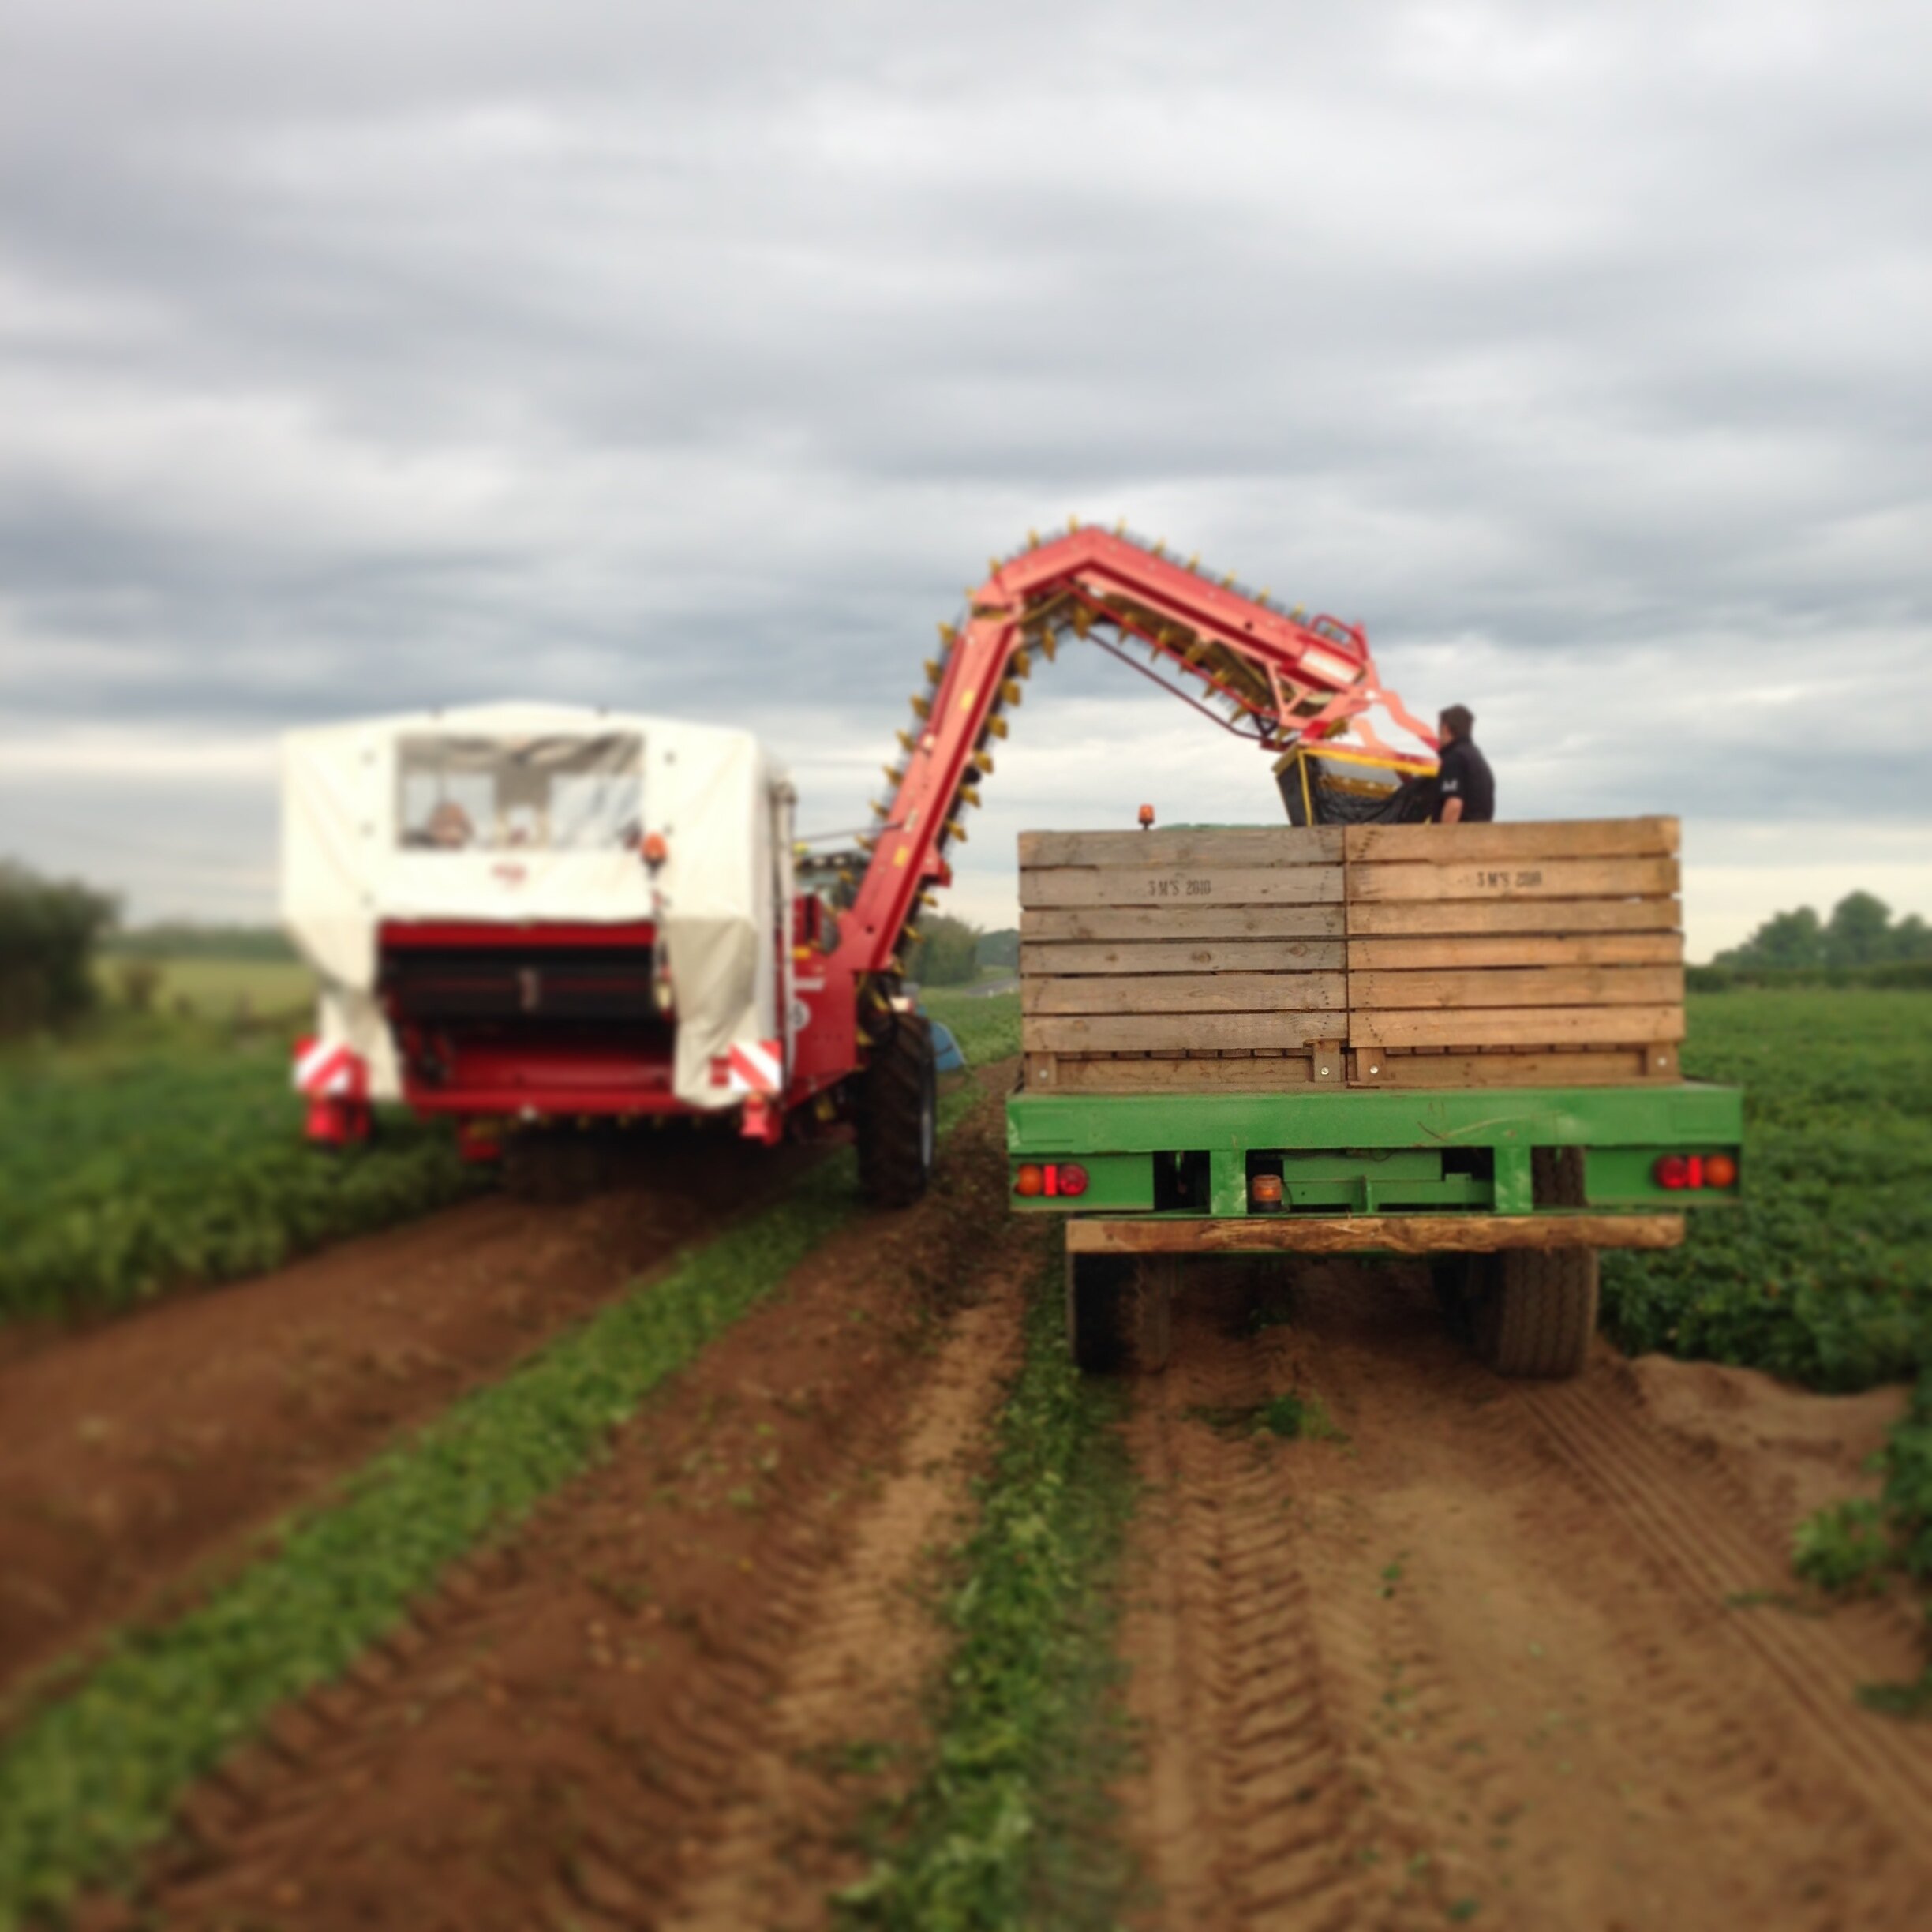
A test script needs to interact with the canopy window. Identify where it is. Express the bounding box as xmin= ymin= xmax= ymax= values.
xmin=396 ymin=733 xmax=644 ymax=853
